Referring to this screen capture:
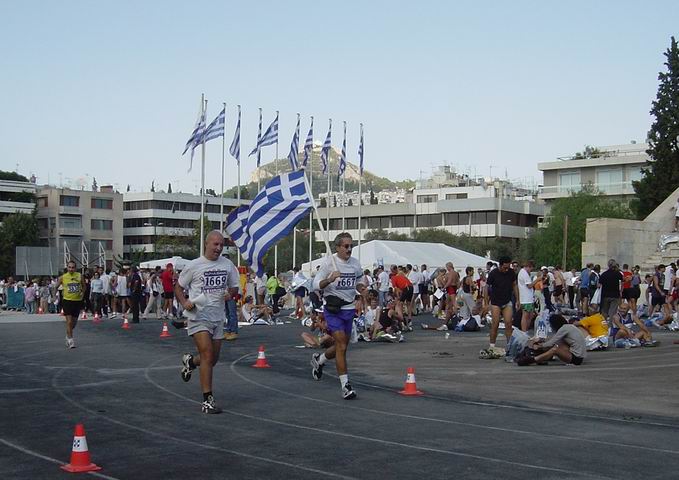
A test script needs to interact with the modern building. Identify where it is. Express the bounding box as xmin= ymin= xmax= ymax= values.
xmin=35 ymin=185 xmax=124 ymax=269
xmin=538 ymin=143 xmax=648 ymax=204
xmin=316 ymin=180 xmax=545 ymax=245
xmin=122 ymin=192 xmax=245 ymax=257
xmin=0 ymin=177 xmax=37 ymax=223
